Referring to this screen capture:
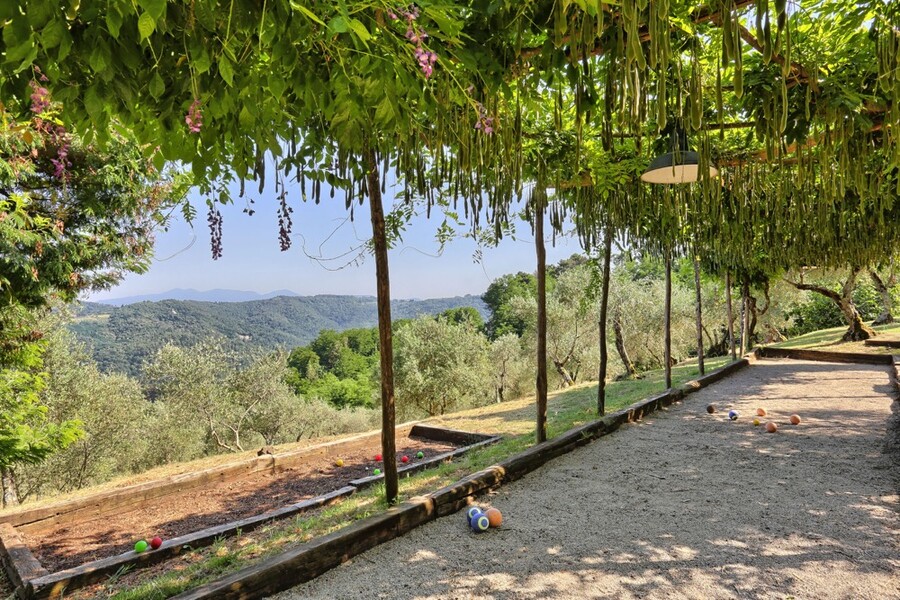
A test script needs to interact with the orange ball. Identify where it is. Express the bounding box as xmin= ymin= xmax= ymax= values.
xmin=765 ymin=421 xmax=778 ymax=433
xmin=790 ymin=414 xmax=801 ymax=425
xmin=485 ymin=507 xmax=503 ymax=528
xmin=756 ymin=408 xmax=767 ymax=417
